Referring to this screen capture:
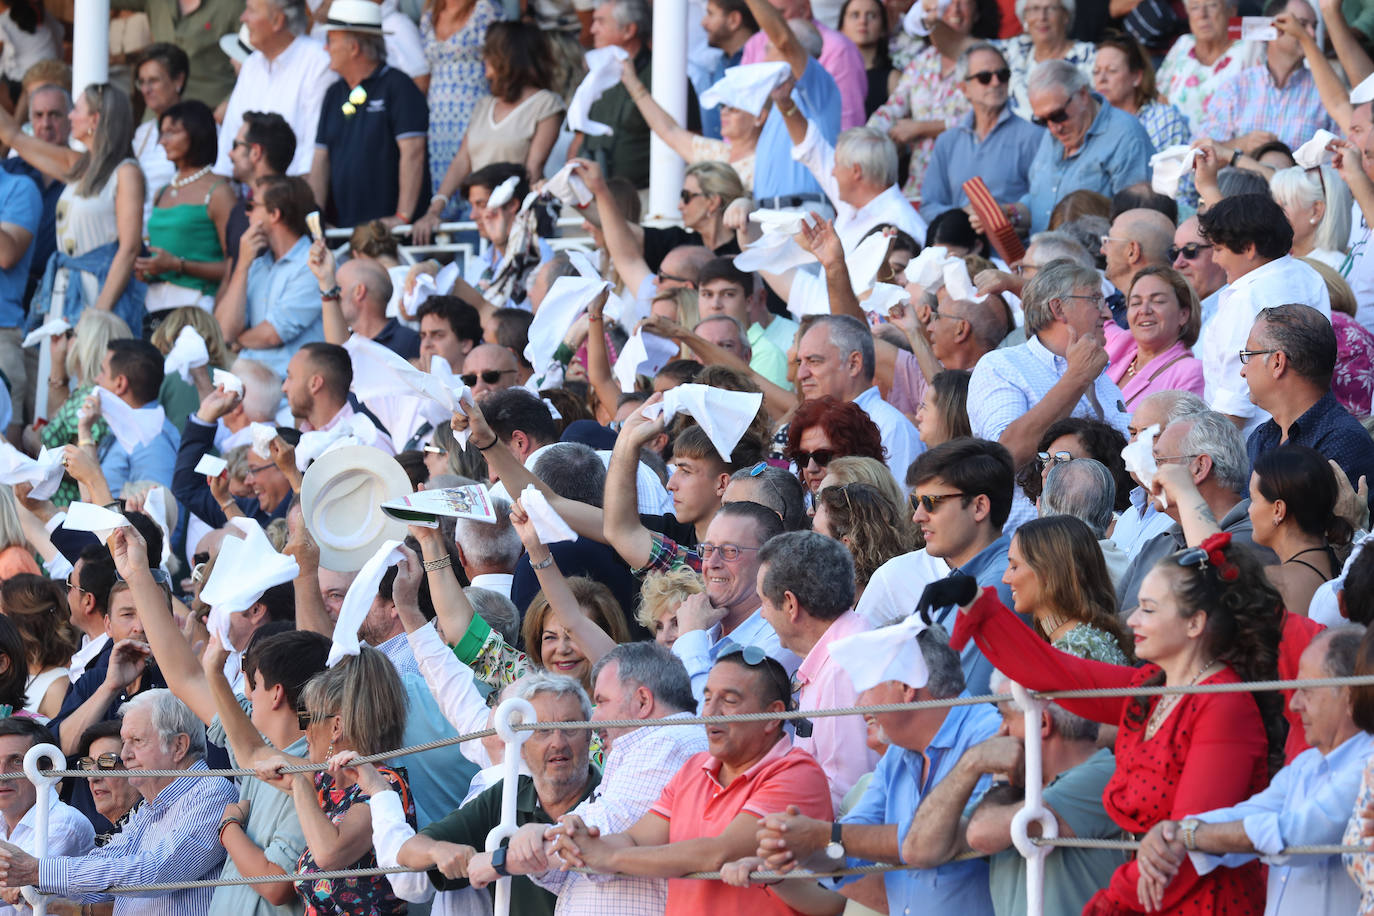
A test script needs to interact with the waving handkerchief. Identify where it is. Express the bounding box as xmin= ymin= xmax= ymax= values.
xmin=566 ymin=248 xmax=601 ymax=280
xmin=250 ymin=422 xmax=278 ymax=460
xmin=905 ymin=246 xmax=951 ymax=289
xmin=700 ymin=61 xmax=792 ymax=116
xmin=524 ymin=275 xmax=610 ymax=372
xmin=1121 ymin=423 xmax=1165 ymax=508
xmin=212 ymin=369 xmax=244 ymax=396
xmin=1150 ymin=145 xmax=1200 ymax=198
xmin=863 ymin=283 xmax=911 ymax=315
xmin=903 ymin=0 xmax=950 ymax=35
xmin=328 ymin=539 xmax=405 ymax=666
xmin=942 ymin=258 xmax=988 ymax=303
xmin=643 ymin=384 xmax=763 ymax=461
xmin=142 ymin=485 xmax=173 ymax=565
xmin=295 ymin=414 xmax=381 ymax=471
xmin=520 ymin=485 xmax=577 ymax=543
xmin=195 ymin=454 xmax=228 ymax=477
xmin=201 ymin=518 xmax=300 ymax=652
xmin=735 ymin=232 xmax=817 ymax=274
xmin=829 ymin=614 xmax=930 ymax=693
xmin=568 ymin=46 xmax=631 ymax=137
xmin=545 ymin=161 xmax=594 ymax=209
xmin=163 ymin=326 xmax=209 ymax=383
xmin=65 ymin=502 xmax=131 ymax=543
xmin=0 ymin=443 xmax=64 ymax=501
xmin=749 ymin=208 xmax=812 ymax=235
xmin=846 ymin=230 xmax=893 ymax=295
xmin=1294 ymin=130 xmax=1339 ymax=169
xmin=90 ymin=388 xmax=166 ymax=454
xmin=486 ymin=175 xmax=521 ymax=210
xmin=22 ymin=318 xmax=69 ymax=348
xmin=613 ymin=330 xmax=679 ymax=392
